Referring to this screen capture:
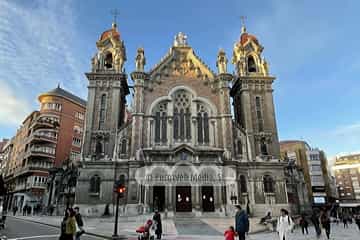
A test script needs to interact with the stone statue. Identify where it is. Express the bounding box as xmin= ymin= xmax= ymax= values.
xmin=135 ymin=47 xmax=146 ymax=72
xmin=261 ymin=58 xmax=269 ymax=76
xmin=216 ymin=49 xmax=228 ymax=74
xmin=114 ymin=44 xmax=126 ymax=73
xmin=238 ymin=57 xmax=246 ymax=76
xmin=174 ymin=32 xmax=188 ymax=47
